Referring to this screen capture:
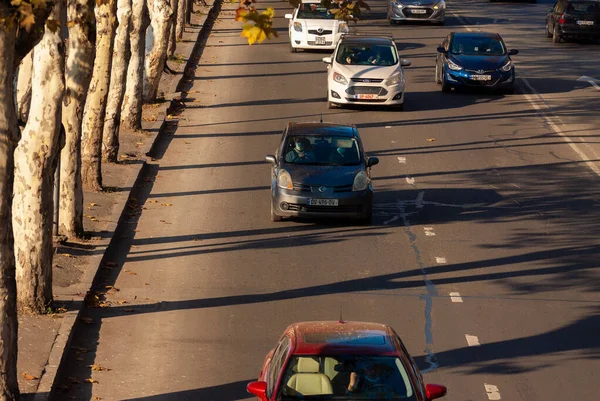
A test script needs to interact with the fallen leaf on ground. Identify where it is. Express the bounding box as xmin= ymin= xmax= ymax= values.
xmin=159 ymin=220 xmax=172 ymax=224
xmin=89 ymin=203 xmax=98 ymax=207
xmin=22 ymin=373 xmax=39 ymax=381
xmin=117 ymin=300 xmax=127 ymax=305
xmin=426 ymin=138 xmax=436 ymax=142
xmin=104 ymin=262 xmax=118 ymax=268
xmin=68 ymin=377 xmax=81 ymax=384
xmin=161 ymin=203 xmax=173 ymax=207
xmin=80 ymin=317 xmax=93 ymax=324
xmin=123 ymin=308 xmax=135 ymax=313
xmin=86 ymin=378 xmax=99 ymax=384
xmin=124 ymin=270 xmax=137 ymax=275
xmin=144 ymin=283 xmax=150 ymax=286
xmin=89 ymin=365 xmax=111 ymax=372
